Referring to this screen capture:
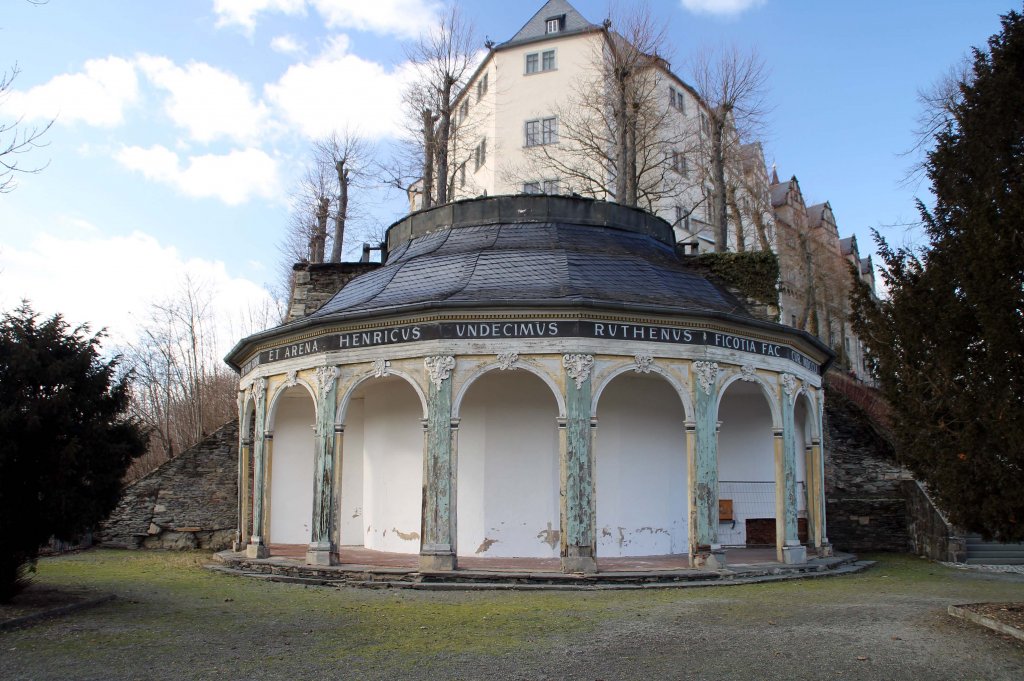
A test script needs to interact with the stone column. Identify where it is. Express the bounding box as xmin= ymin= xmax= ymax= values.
xmin=690 ymin=361 xmax=724 ymax=569
xmin=815 ymin=388 xmax=832 ymax=556
xmin=421 ymin=356 xmax=457 ymax=571
xmin=330 ymin=424 xmax=345 ymax=553
xmin=307 ymin=366 xmax=340 ymax=566
xmin=561 ymin=354 xmax=596 ymax=573
xmin=246 ymin=378 xmax=270 ymax=559
xmin=778 ymin=374 xmax=806 ymax=564
xmin=804 ymin=443 xmax=818 ymax=547
xmin=234 ymin=391 xmax=250 ymax=552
